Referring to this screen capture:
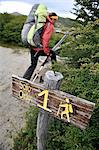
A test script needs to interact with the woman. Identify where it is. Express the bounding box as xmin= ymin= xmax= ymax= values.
xmin=23 ymin=12 xmax=58 ymax=80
